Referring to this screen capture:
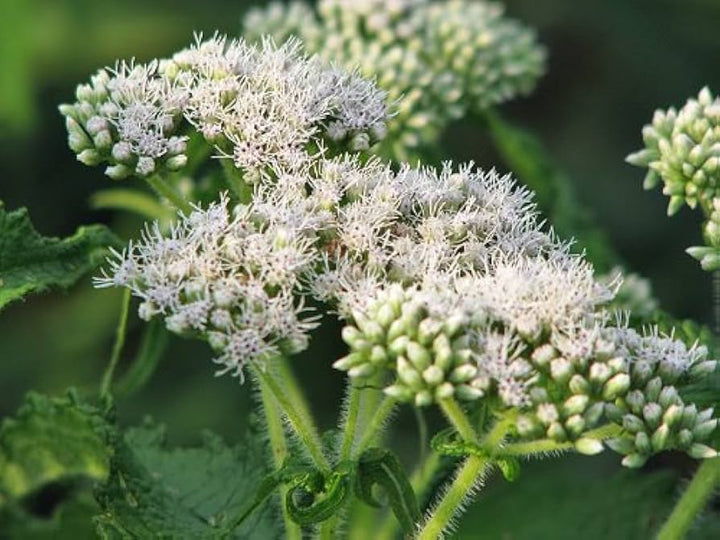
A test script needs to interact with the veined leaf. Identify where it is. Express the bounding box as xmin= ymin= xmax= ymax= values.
xmin=94 ymin=420 xmax=280 ymax=539
xmin=0 ymin=390 xmax=113 ymax=506
xmin=0 ymin=203 xmax=121 ymax=311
